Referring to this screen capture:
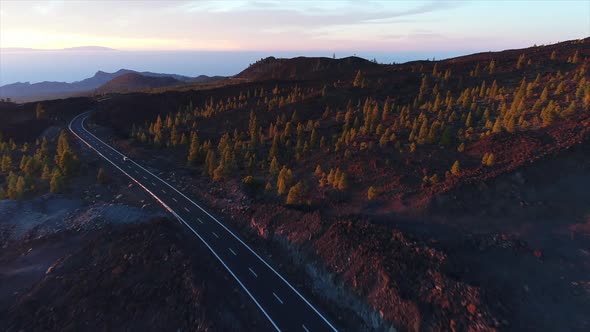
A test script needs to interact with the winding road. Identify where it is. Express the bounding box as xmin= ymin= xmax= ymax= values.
xmin=69 ymin=112 xmax=338 ymax=332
